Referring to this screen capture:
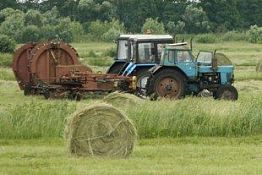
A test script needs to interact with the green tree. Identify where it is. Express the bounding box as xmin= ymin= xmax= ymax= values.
xmin=69 ymin=21 xmax=85 ymax=42
xmin=237 ymin=0 xmax=262 ymax=28
xmin=247 ymin=25 xmax=262 ymax=44
xmin=200 ymin=0 xmax=241 ymax=31
xmin=0 ymin=8 xmax=24 ymax=42
xmin=142 ymin=18 xmax=165 ymax=34
xmin=182 ymin=4 xmax=211 ymax=33
xmin=0 ymin=0 xmax=17 ymax=11
xmin=77 ymin=0 xmax=116 ymax=23
xmin=102 ymin=19 xmax=125 ymax=41
xmin=21 ymin=25 xmax=41 ymax=43
xmin=0 ymin=34 xmax=16 ymax=53
xmin=166 ymin=21 xmax=185 ymax=34
xmin=42 ymin=7 xmax=60 ymax=25
xmin=24 ymin=10 xmax=43 ymax=27
xmin=88 ymin=20 xmax=110 ymax=40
